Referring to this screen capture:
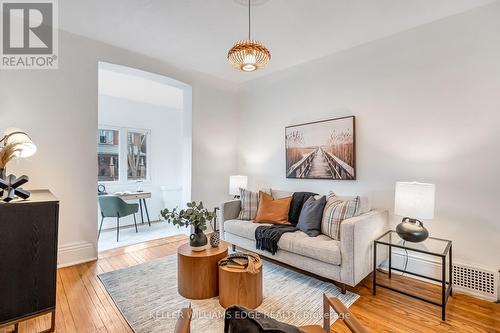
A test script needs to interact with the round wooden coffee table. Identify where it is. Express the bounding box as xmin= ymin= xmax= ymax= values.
xmin=177 ymin=240 xmax=228 ymax=299
xmin=218 ymin=258 xmax=263 ymax=309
